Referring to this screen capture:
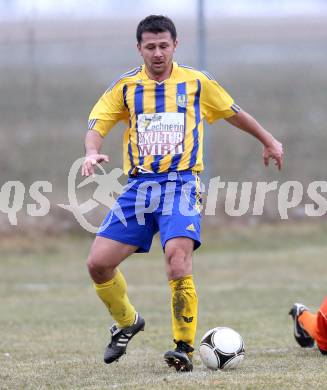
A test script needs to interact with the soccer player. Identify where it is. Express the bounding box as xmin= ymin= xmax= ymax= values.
xmin=289 ymin=300 xmax=327 ymax=354
xmin=82 ymin=15 xmax=283 ymax=372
